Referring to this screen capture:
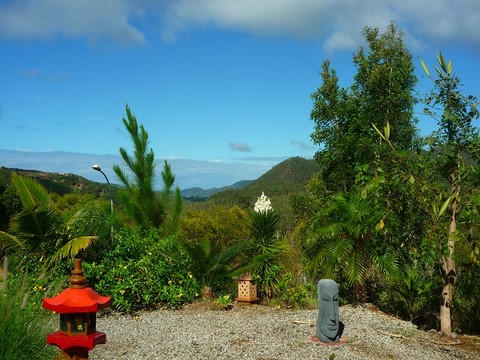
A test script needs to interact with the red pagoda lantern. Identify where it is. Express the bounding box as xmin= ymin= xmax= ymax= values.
xmin=43 ymin=259 xmax=111 ymax=360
